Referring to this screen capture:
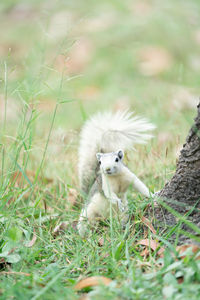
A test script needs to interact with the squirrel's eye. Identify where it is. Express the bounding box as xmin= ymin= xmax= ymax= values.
xmin=115 ymin=157 xmax=119 ymax=162
xmin=99 ymin=161 xmax=101 ymax=165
